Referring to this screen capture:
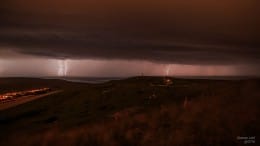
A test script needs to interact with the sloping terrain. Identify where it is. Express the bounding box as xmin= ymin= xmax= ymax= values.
xmin=0 ymin=77 xmax=259 ymax=146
